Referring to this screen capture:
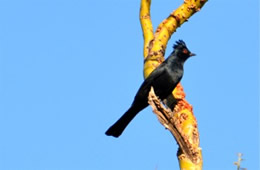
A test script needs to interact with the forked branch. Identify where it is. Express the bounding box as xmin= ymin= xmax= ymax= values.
xmin=140 ymin=0 xmax=207 ymax=169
